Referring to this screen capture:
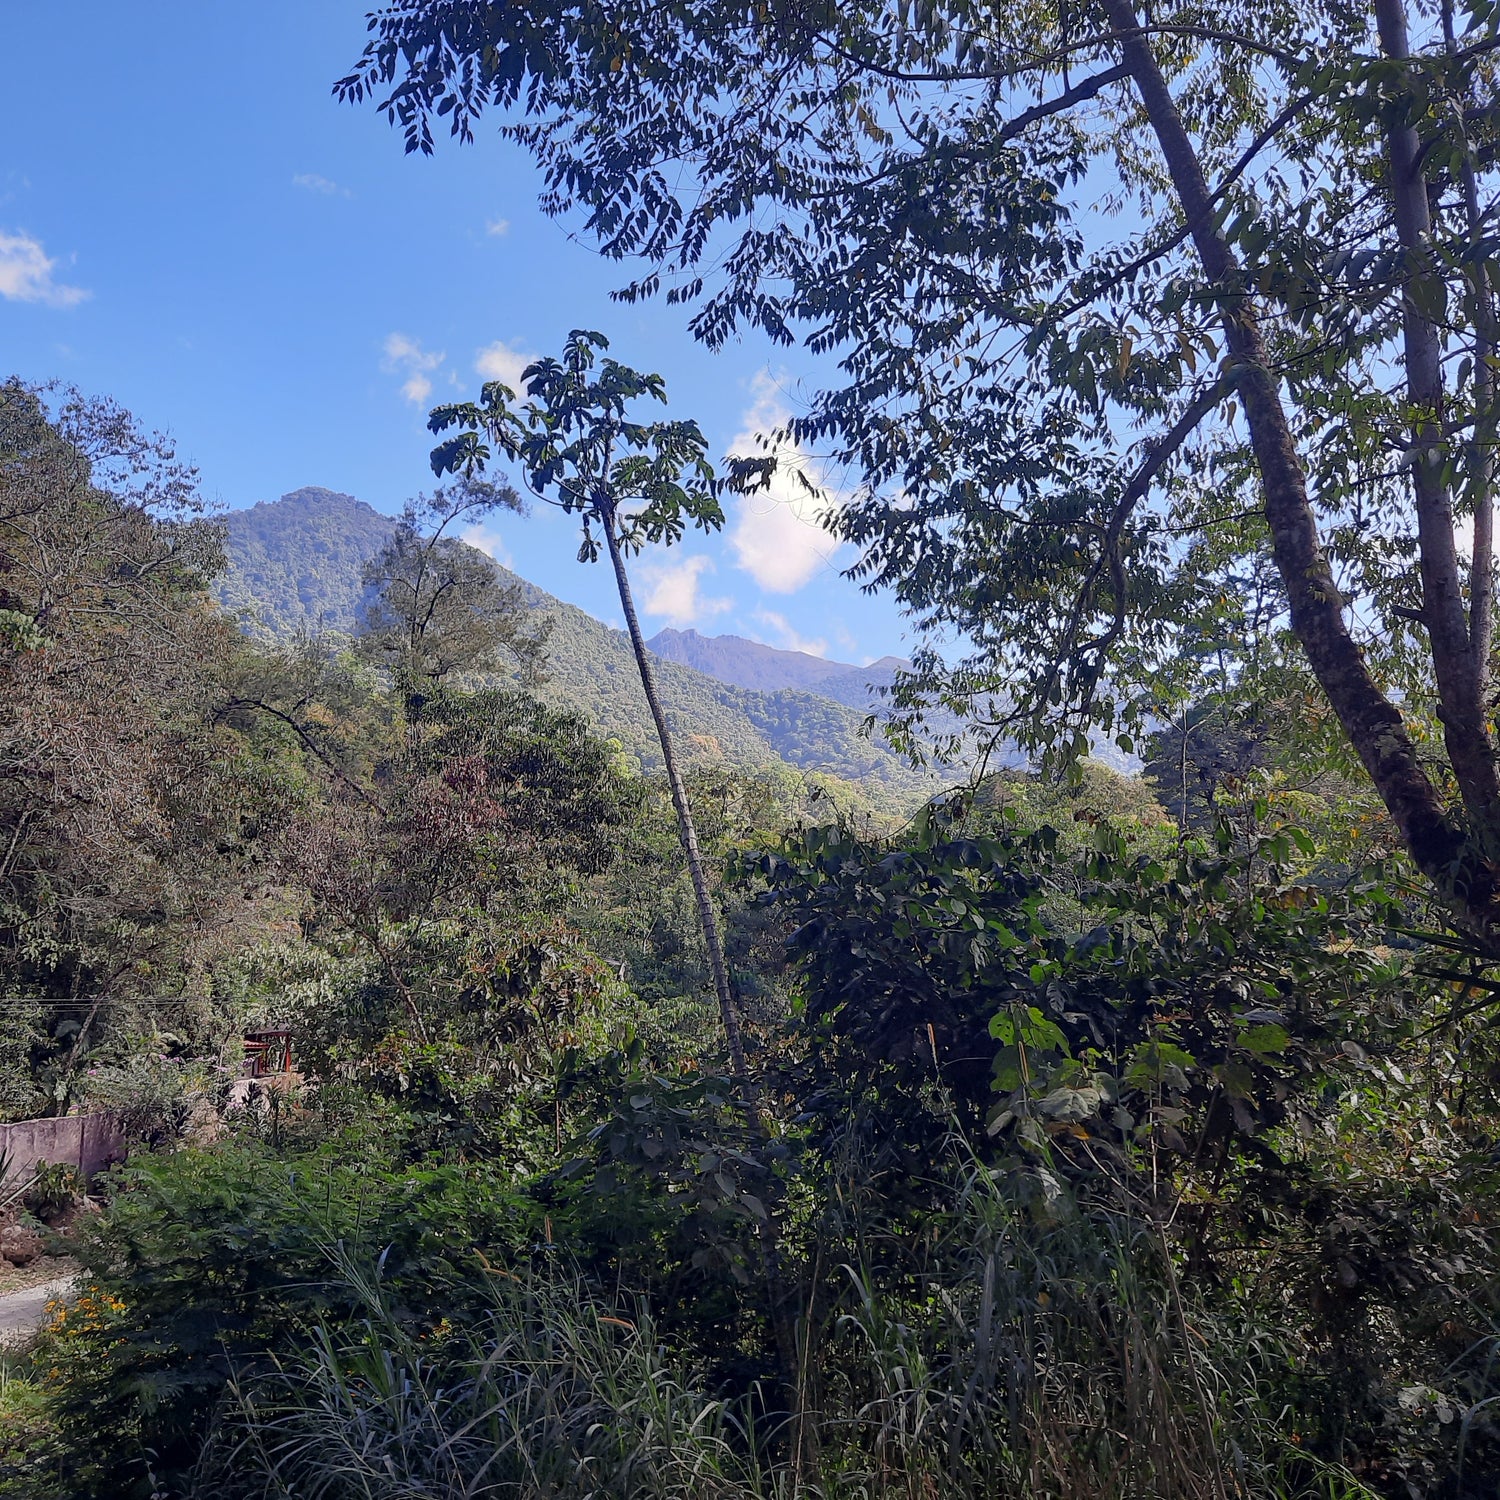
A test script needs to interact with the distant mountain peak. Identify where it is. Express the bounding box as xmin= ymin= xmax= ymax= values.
xmin=215 ymin=487 xmax=395 ymax=638
xmin=650 ymin=625 xmax=844 ymax=667
xmin=238 ymin=485 xmax=386 ymax=519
